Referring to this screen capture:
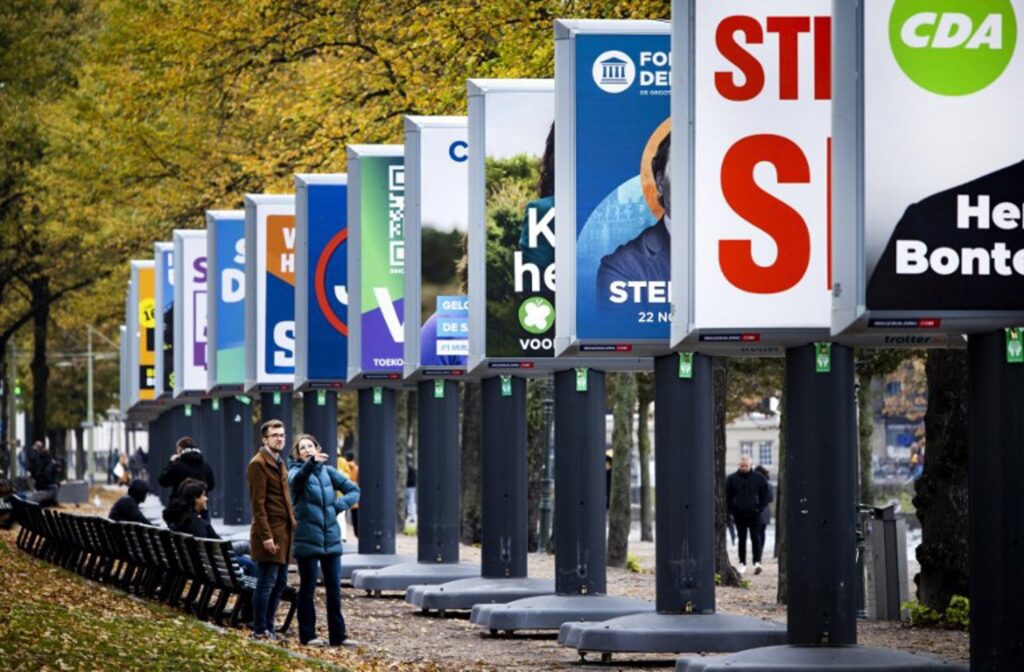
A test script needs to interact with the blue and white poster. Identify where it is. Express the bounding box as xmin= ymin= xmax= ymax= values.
xmin=206 ymin=210 xmax=246 ymax=393
xmin=244 ymin=194 xmax=296 ymax=392
xmin=566 ymin=27 xmax=672 ymax=345
xmin=295 ymin=174 xmax=348 ymax=389
xmin=403 ymin=117 xmax=469 ymax=379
